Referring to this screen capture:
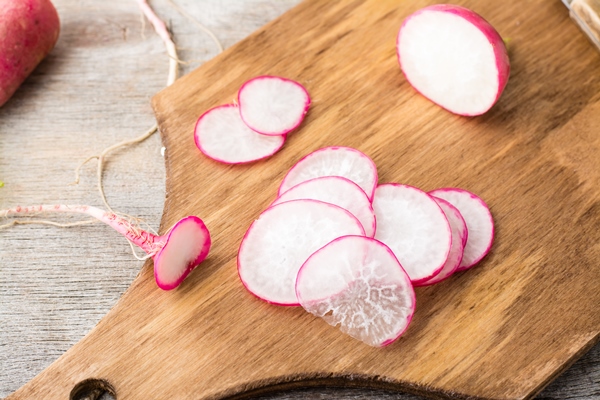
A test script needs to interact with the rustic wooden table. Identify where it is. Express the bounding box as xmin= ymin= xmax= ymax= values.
xmin=0 ymin=1 xmax=598 ymax=399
